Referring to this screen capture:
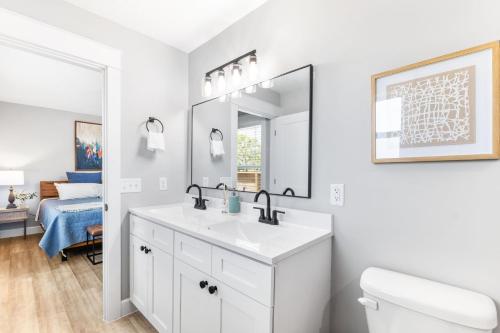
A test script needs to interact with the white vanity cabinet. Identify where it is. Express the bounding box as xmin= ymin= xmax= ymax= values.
xmin=130 ymin=206 xmax=332 ymax=333
xmin=130 ymin=217 xmax=174 ymax=333
xmin=173 ymin=258 xmax=272 ymax=333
